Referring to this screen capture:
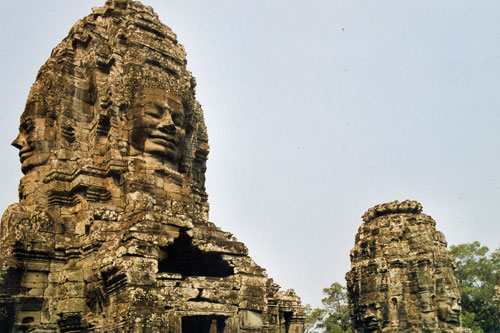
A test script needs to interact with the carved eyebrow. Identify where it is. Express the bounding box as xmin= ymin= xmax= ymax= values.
xmin=144 ymin=103 xmax=165 ymax=114
xmin=144 ymin=101 xmax=169 ymax=109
